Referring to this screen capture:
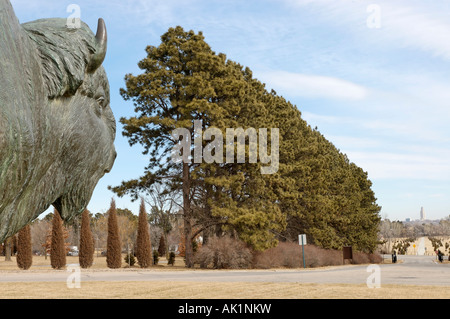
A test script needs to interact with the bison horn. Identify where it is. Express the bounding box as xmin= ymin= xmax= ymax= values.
xmin=88 ymin=18 xmax=107 ymax=72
